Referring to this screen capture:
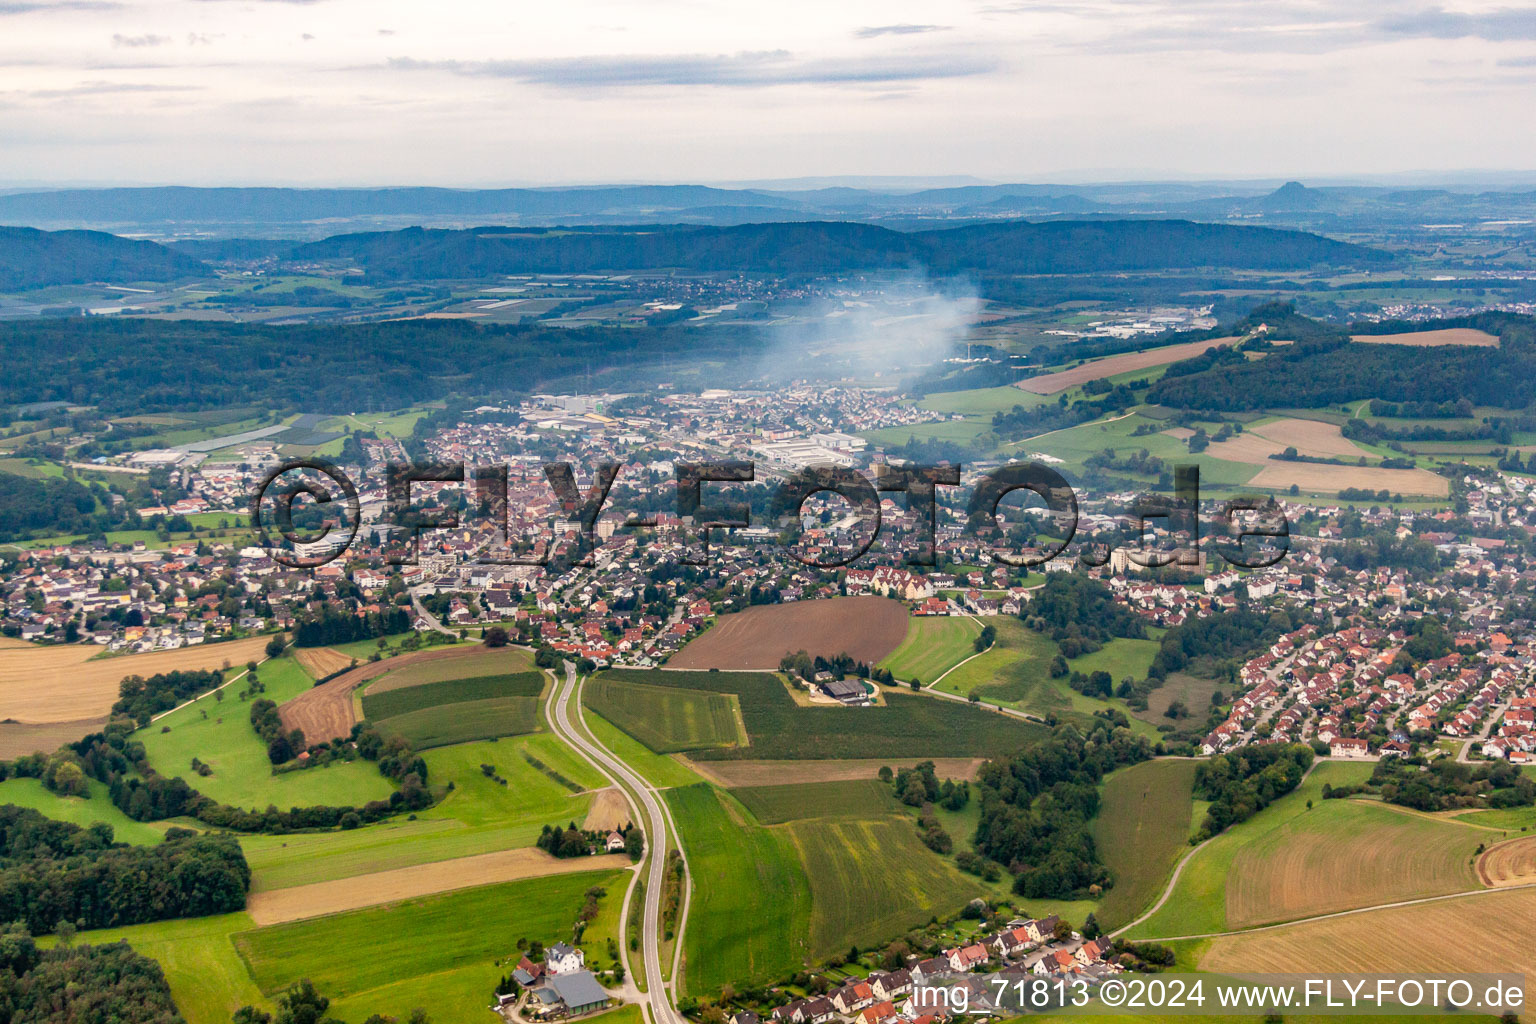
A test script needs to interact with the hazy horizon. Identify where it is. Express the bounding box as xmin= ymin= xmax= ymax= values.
xmin=4 ymin=0 xmax=1536 ymax=186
